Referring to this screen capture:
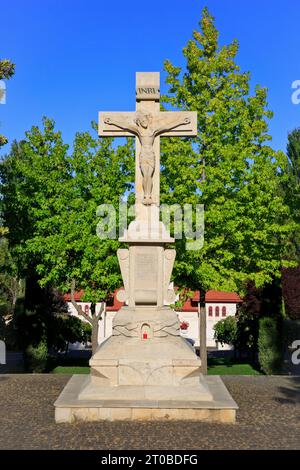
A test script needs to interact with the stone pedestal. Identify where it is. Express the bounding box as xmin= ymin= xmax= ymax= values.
xmin=55 ymin=219 xmax=238 ymax=423
xmin=78 ymin=307 xmax=211 ymax=400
